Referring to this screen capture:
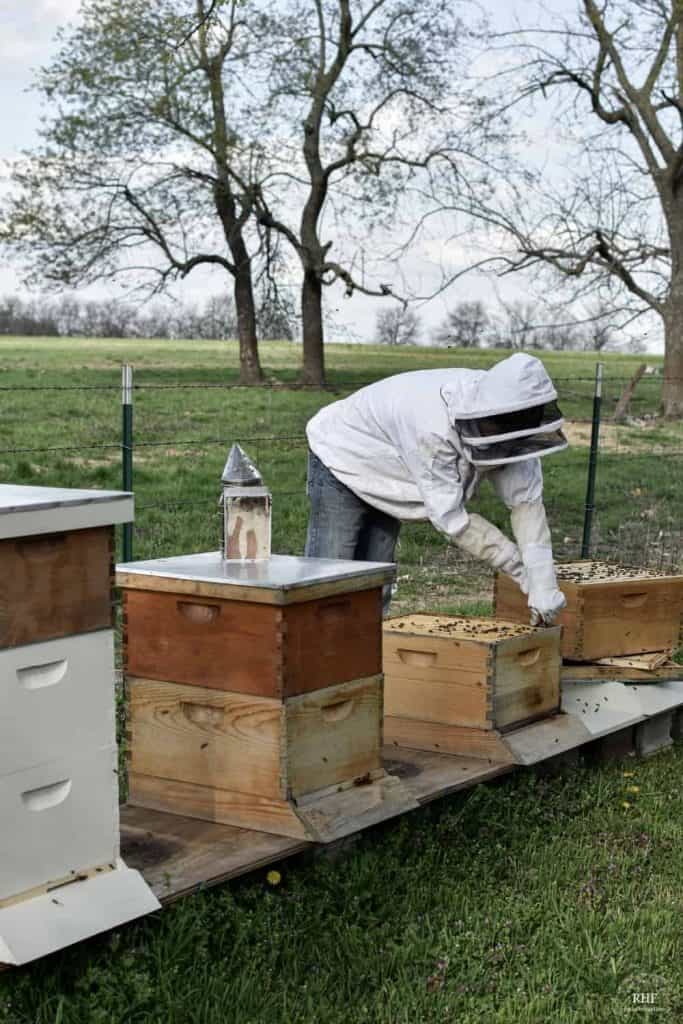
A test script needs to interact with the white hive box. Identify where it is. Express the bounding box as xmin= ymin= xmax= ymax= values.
xmin=0 ymin=484 xmax=159 ymax=966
